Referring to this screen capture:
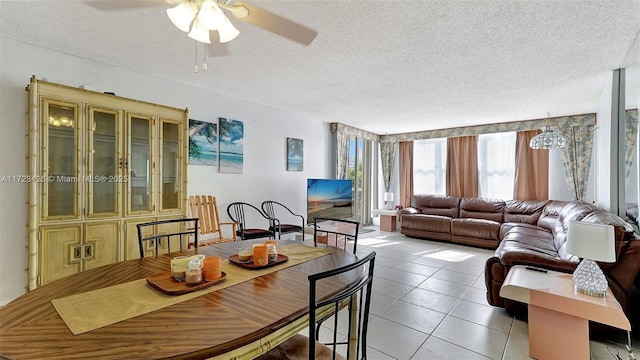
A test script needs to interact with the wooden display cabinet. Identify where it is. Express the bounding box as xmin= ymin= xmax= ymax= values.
xmin=26 ymin=77 xmax=188 ymax=289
